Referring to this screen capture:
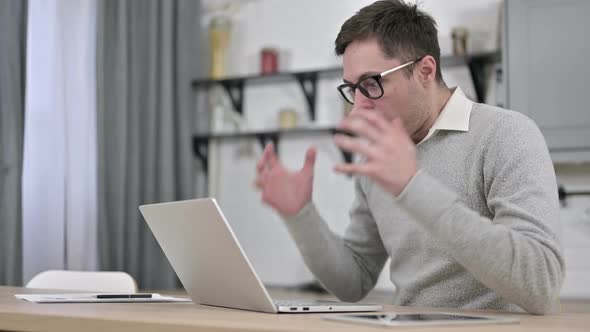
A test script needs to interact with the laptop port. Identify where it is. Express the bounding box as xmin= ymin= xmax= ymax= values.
xmin=290 ymin=307 xmax=297 ymax=311
xmin=303 ymin=307 xmax=309 ymax=311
